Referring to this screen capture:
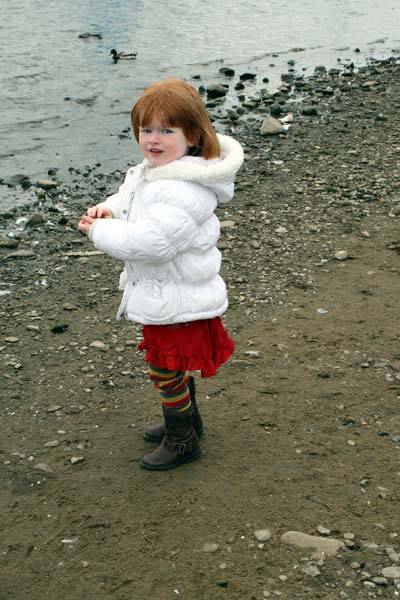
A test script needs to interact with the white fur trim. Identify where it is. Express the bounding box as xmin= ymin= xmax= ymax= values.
xmin=144 ymin=134 xmax=244 ymax=184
